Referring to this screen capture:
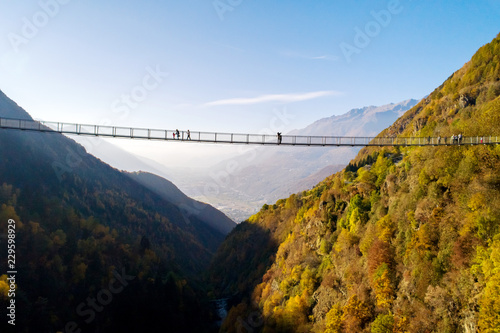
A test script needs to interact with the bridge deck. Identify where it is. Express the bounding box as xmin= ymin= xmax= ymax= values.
xmin=0 ymin=117 xmax=498 ymax=147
